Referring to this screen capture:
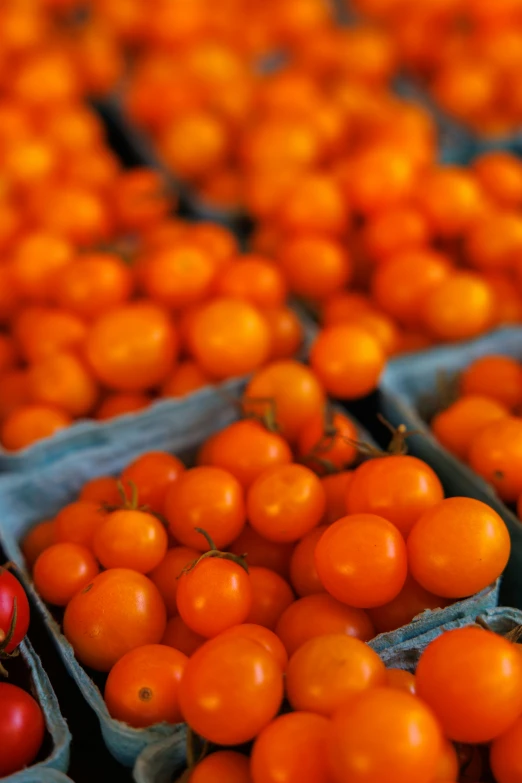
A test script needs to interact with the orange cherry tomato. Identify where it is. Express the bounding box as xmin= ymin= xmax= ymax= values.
xmin=276 ymin=173 xmax=348 ymax=236
xmin=416 ymin=626 xmax=522 ymax=743
xmin=473 ymin=151 xmax=522 ymax=209
xmin=468 ymin=416 xmax=522 ymax=501
xmin=460 ymin=355 xmax=522 ymax=411
xmin=54 ymin=253 xmax=133 ymax=319
xmin=149 ymin=546 xmax=200 ymax=617
xmin=297 ymin=411 xmax=358 ymax=473
xmin=216 ymin=256 xmax=287 ymax=309
xmin=95 ymin=393 xmax=151 ymax=420
xmin=320 ymin=471 xmax=353 ymax=525
xmin=161 ymin=615 xmax=205 ymax=657
xmin=79 ymin=476 xmax=121 ymax=506
xmin=263 ymin=306 xmax=303 ymax=361
xmin=141 ymin=242 xmax=216 ymax=309
xmin=422 ymin=272 xmax=495 ymax=341
xmin=86 ymin=303 xmax=177 ymax=391
xmin=408 ymin=497 xmax=510 ymax=597
xmin=362 ymin=203 xmax=430 ymax=262
xmin=121 ymin=451 xmax=185 ymax=514
xmin=386 ymin=668 xmax=417 ymax=696
xmin=315 ymin=514 xmax=408 ymax=608
xmin=218 ymin=623 xmax=288 ymax=671
xmin=33 ymin=542 xmax=99 ymax=606
xmin=104 ymin=644 xmax=187 ymax=728
xmin=28 ymin=352 xmax=98 ymax=418
xmin=189 ymin=751 xmax=251 ymax=783
xmin=1 ymin=404 xmax=72 ymax=451
xmin=0 ymin=370 xmax=29 ymax=420
xmin=286 ymin=633 xmax=385 ymax=716
xmin=21 ymin=520 xmax=55 ymax=569
xmin=289 ymin=525 xmax=328 ymax=598
xmin=54 ymin=500 xmax=107 ymax=549
xmin=465 ymin=211 xmax=522 ymax=272
xmin=310 ymin=325 xmax=385 ymax=399
xmin=10 ymin=232 xmax=74 ymax=303
xmin=346 ymin=455 xmax=444 ymax=536
xmin=161 ymin=361 xmax=210 ymax=397
xmin=275 ymin=593 xmax=375 ymax=656
xmin=164 ymin=466 xmax=245 ymax=550
xmin=229 ymin=525 xmax=293 ymax=580
xmin=278 ymin=235 xmax=352 ymax=300
xmin=368 ymin=574 xmax=449 ymax=635
xmin=14 ymin=307 xmax=87 ymax=363
xmin=63 ymin=569 xmax=166 ymax=671
xmin=247 ymin=464 xmax=325 ymax=543
xmin=177 ymin=557 xmax=252 ymax=638
xmin=178 ymin=634 xmax=283 ymax=745
xmin=251 ymin=712 xmax=331 ymax=783
xmin=329 ymin=687 xmax=442 ymax=783
xmin=490 ymin=714 xmax=522 ymax=783
xmin=203 ymin=420 xmax=292 ymax=489
xmin=112 ymin=168 xmax=171 ymax=232
xmin=417 ymin=167 xmax=485 ymax=237
xmin=432 ymin=395 xmax=509 ymax=460
xmin=93 ymin=509 xmax=168 ymax=573
xmin=188 ymin=298 xmax=270 ymax=379
xmin=244 ymin=360 xmax=325 ymax=443
xmin=246 ymin=566 xmax=294 ymax=631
